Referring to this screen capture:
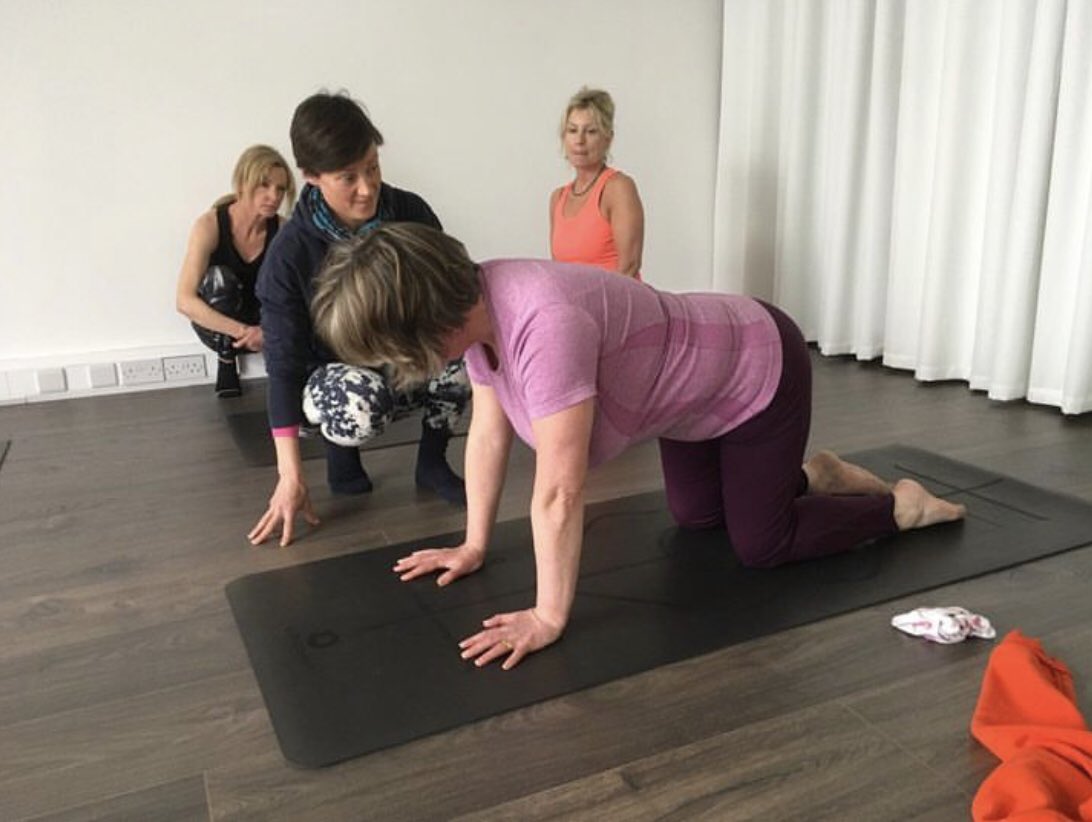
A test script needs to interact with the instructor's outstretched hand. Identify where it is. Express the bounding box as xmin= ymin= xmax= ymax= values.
xmin=248 ymin=474 xmax=320 ymax=548
xmin=459 ymin=608 xmax=564 ymax=671
xmin=393 ymin=543 xmax=485 ymax=587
